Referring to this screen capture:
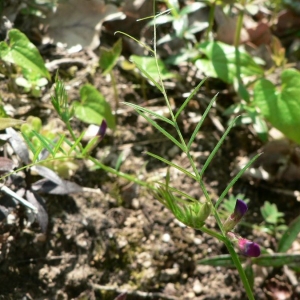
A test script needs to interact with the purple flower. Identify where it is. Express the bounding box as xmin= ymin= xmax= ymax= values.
xmin=223 ymin=199 xmax=248 ymax=232
xmin=227 ymin=232 xmax=261 ymax=258
xmin=237 ymin=238 xmax=261 ymax=257
xmin=97 ymin=119 xmax=107 ymax=142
